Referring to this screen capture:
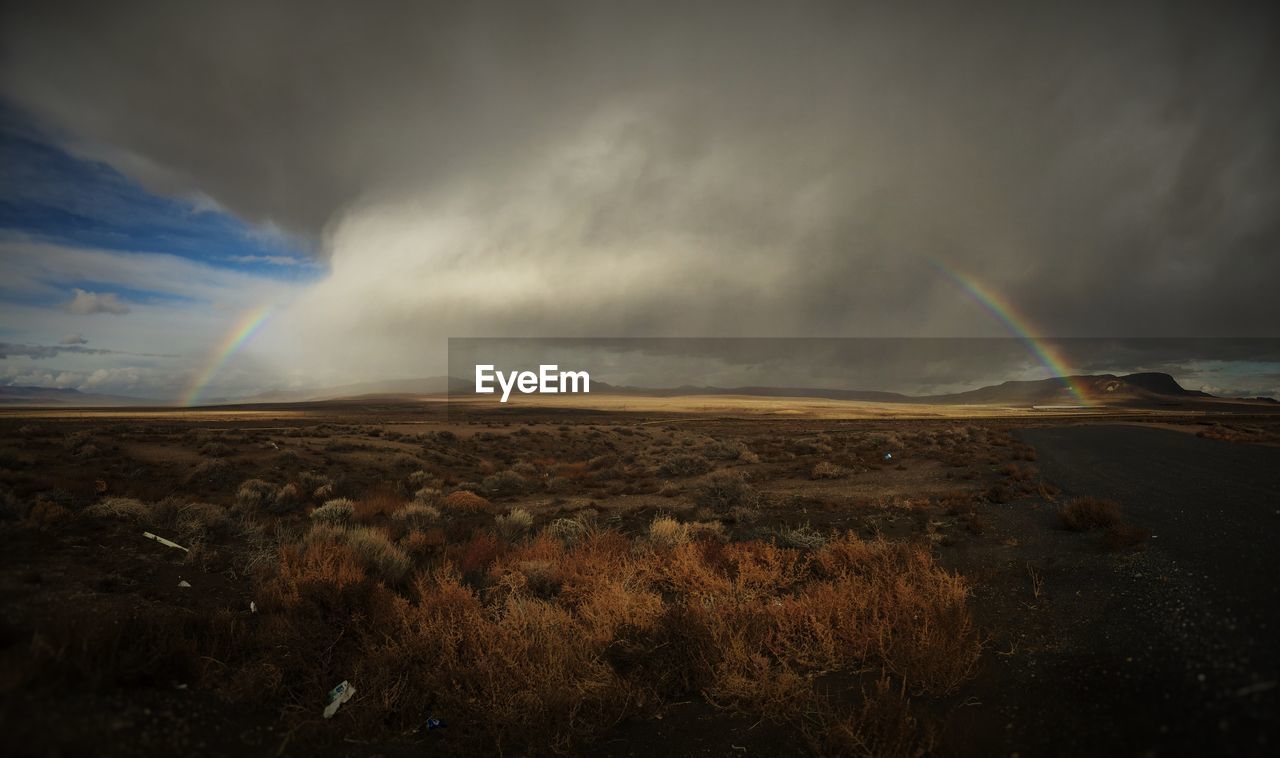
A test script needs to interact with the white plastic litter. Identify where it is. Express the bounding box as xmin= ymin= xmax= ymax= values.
xmin=323 ymin=680 xmax=355 ymax=719
xmin=250 ymin=601 xmax=257 ymax=613
xmin=883 ymin=452 xmax=893 ymax=461
xmin=177 ymin=580 xmax=192 ymax=588
xmin=142 ymin=531 xmax=189 ymax=552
